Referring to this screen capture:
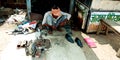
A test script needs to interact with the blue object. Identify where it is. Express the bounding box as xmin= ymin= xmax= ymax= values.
xmin=65 ymin=34 xmax=74 ymax=43
xmin=75 ymin=37 xmax=83 ymax=47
